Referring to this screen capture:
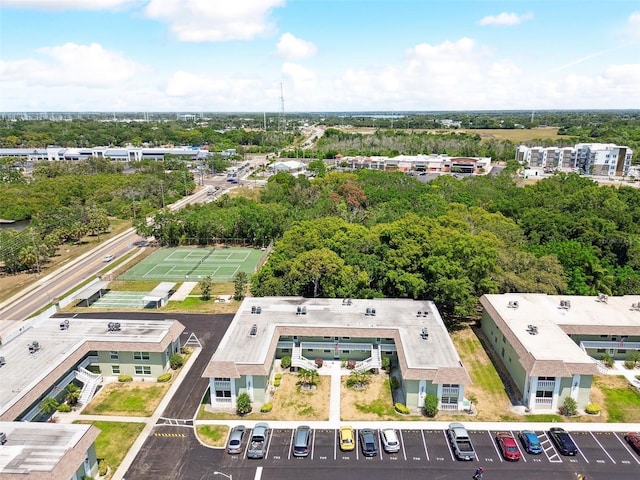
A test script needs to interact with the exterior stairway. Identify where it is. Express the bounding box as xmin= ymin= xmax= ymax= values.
xmin=76 ymin=366 xmax=102 ymax=405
